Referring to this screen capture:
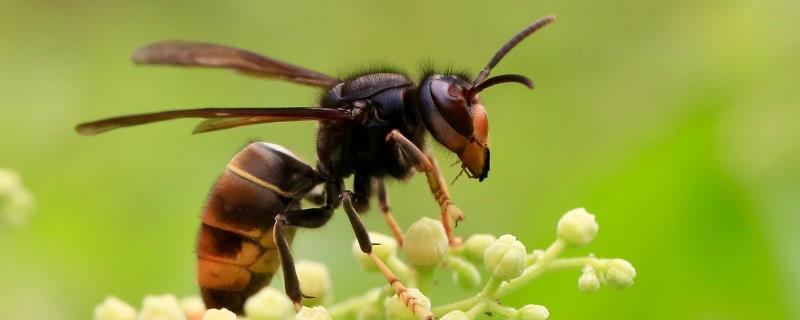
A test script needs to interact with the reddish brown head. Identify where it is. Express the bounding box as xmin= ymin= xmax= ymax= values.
xmin=417 ymin=15 xmax=556 ymax=181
